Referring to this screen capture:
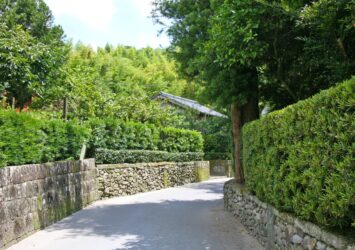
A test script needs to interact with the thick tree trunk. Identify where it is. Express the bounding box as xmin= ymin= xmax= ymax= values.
xmin=231 ymin=103 xmax=244 ymax=184
xmin=231 ymin=90 xmax=259 ymax=184
xmin=242 ymin=94 xmax=259 ymax=124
